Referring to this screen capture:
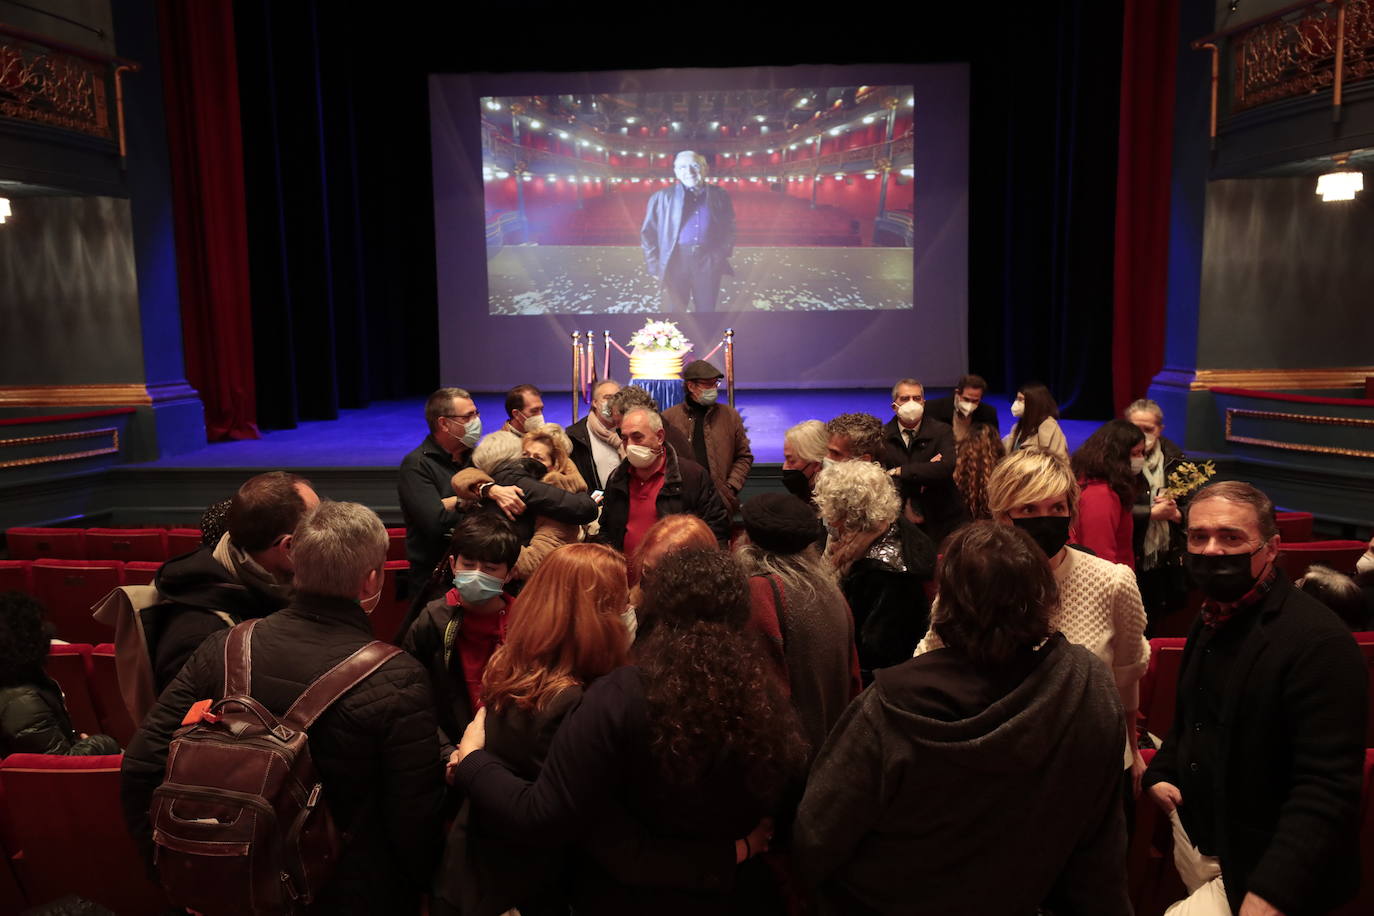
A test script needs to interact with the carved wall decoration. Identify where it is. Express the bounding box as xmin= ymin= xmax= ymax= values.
xmin=1234 ymin=0 xmax=1374 ymax=112
xmin=0 ymin=29 xmax=112 ymax=140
